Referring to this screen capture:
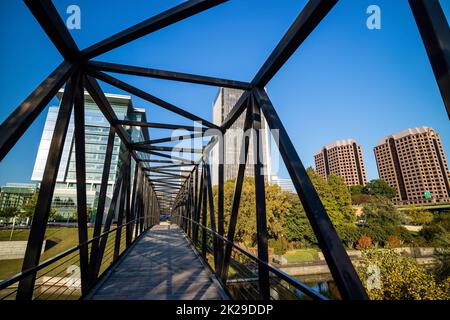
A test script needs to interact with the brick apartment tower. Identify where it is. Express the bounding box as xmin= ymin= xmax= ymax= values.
xmin=374 ymin=126 xmax=450 ymax=205
xmin=314 ymin=139 xmax=368 ymax=186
